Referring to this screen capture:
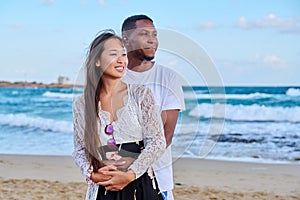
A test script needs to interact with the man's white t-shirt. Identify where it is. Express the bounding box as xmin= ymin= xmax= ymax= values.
xmin=122 ymin=62 xmax=185 ymax=192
